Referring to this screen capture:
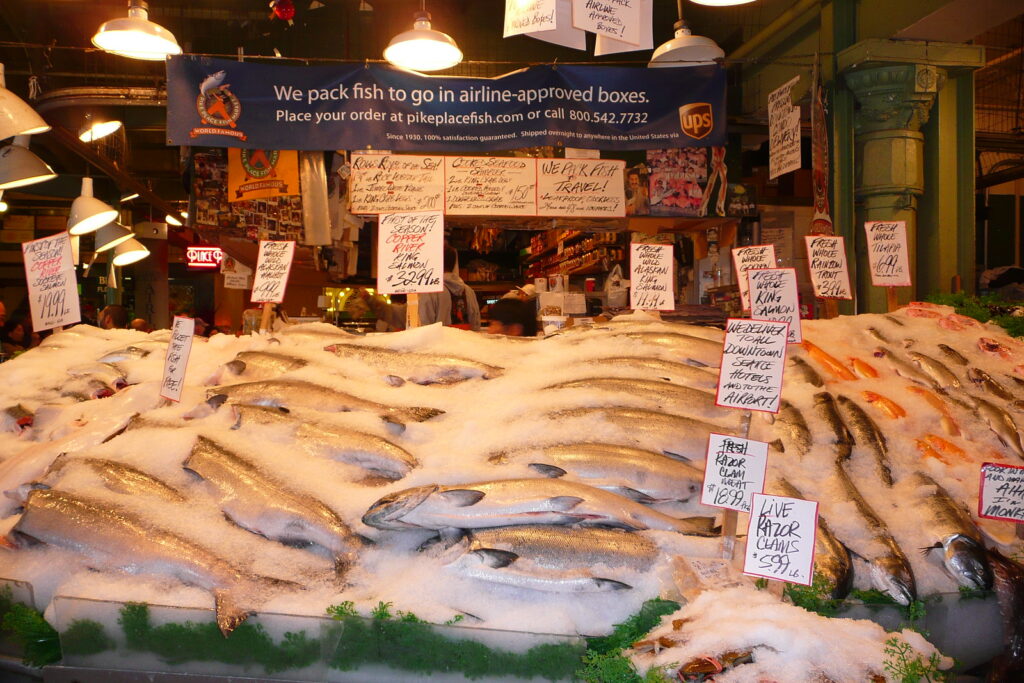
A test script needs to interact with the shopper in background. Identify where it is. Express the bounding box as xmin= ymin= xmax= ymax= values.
xmin=130 ymin=318 xmax=152 ymax=333
xmin=1 ymin=319 xmax=28 ymax=355
xmin=434 ymin=245 xmax=480 ymax=331
xmin=485 ymin=298 xmax=537 ymax=337
xmin=98 ymin=305 xmax=129 ymax=330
